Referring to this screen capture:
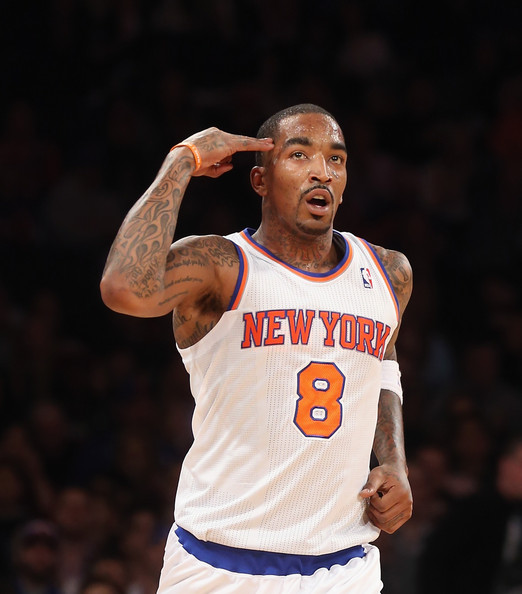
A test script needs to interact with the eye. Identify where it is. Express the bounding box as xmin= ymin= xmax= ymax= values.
xmin=291 ymin=151 xmax=307 ymax=159
xmin=330 ymin=155 xmax=345 ymax=164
